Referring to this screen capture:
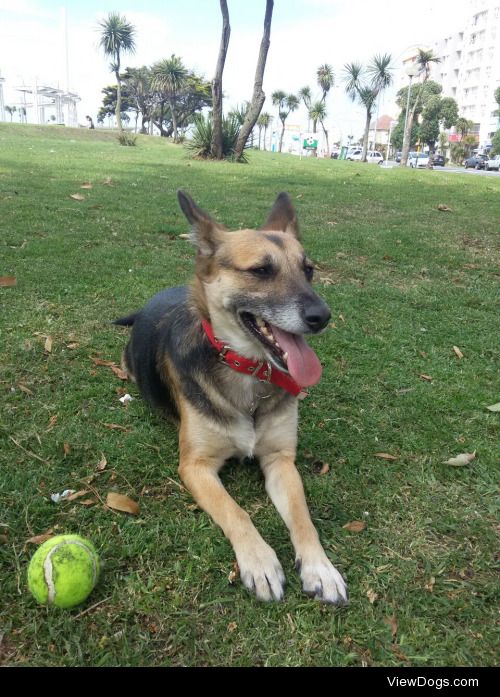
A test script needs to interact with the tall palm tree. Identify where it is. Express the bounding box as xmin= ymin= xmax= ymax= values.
xmin=259 ymin=111 xmax=273 ymax=150
xmin=317 ymin=64 xmax=334 ymax=102
xmin=5 ymin=105 xmax=16 ymax=122
xmin=343 ymin=54 xmax=393 ymax=162
xmin=309 ymin=100 xmax=329 ymax=155
xmin=298 ymin=86 xmax=312 ymax=130
xmin=257 ymin=112 xmax=271 ymax=150
xmin=272 ymin=91 xmax=299 ymax=152
xmin=98 ymin=12 xmax=136 ymax=132
xmin=400 ymin=49 xmax=440 ymax=166
xmin=151 ymin=55 xmax=188 ymax=142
